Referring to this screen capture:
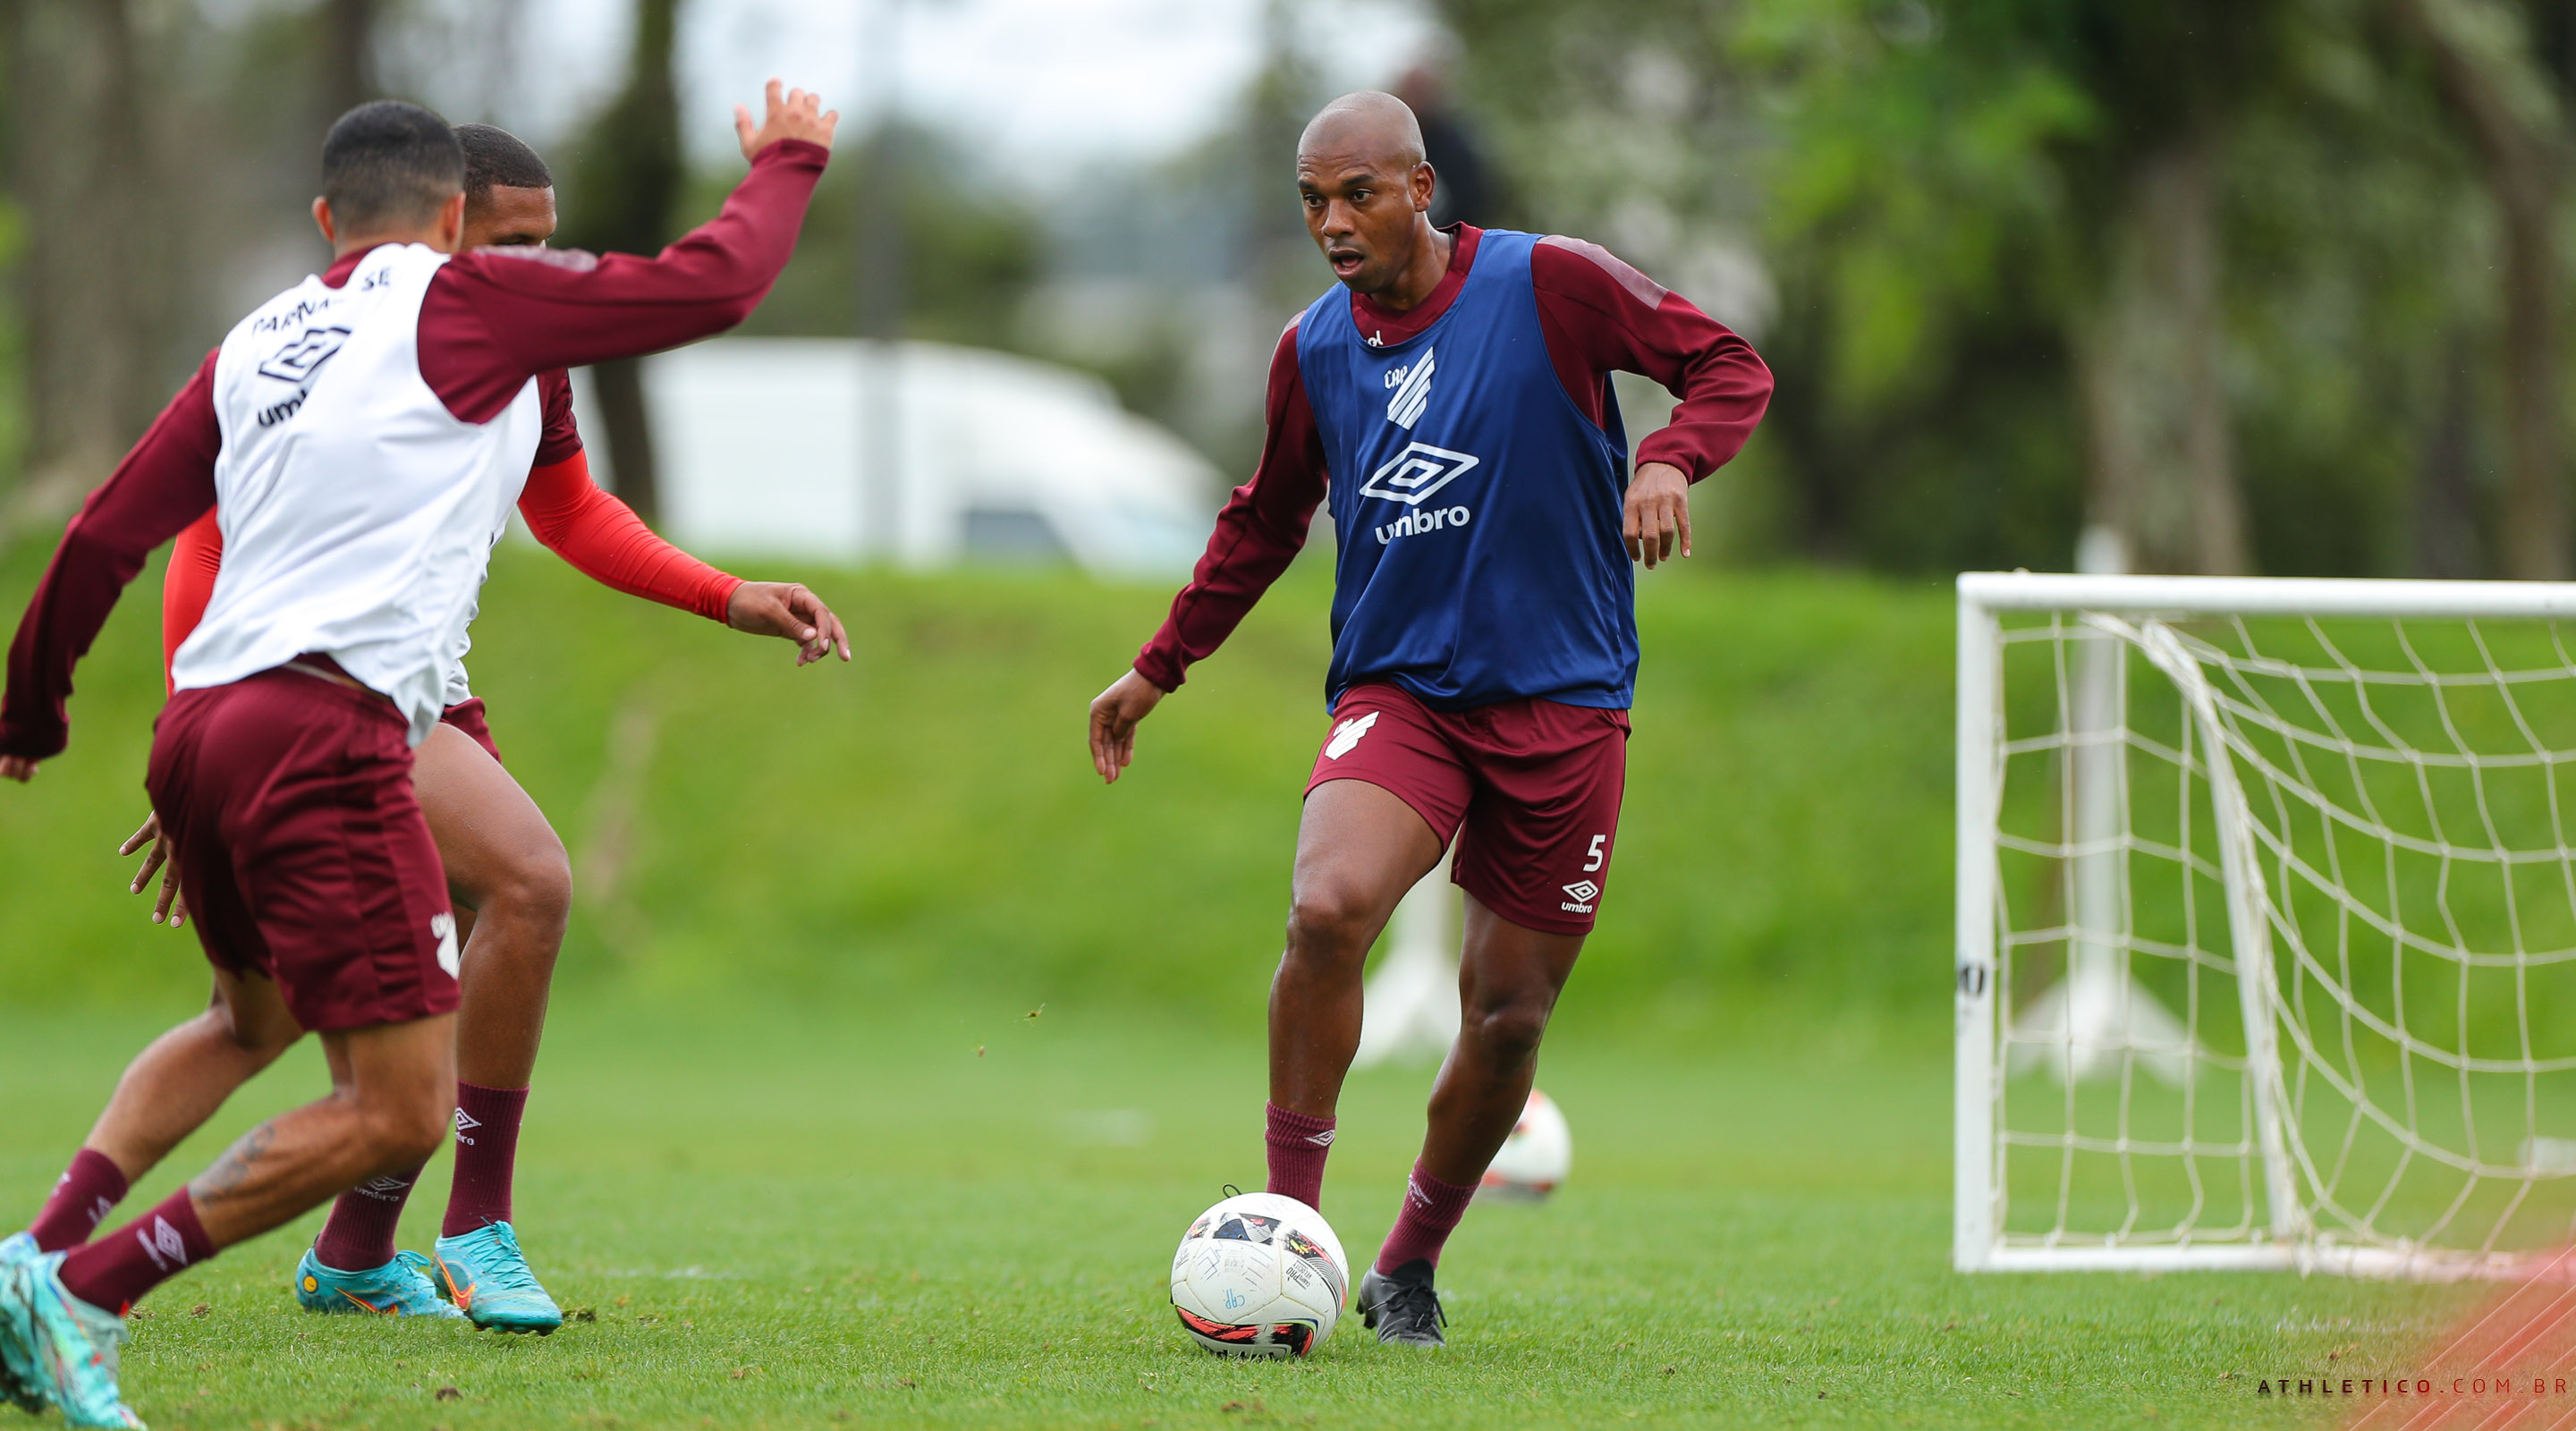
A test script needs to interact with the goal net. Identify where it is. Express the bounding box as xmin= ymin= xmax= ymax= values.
xmin=1956 ymin=572 xmax=2576 ymax=1277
